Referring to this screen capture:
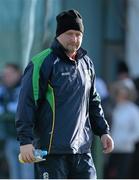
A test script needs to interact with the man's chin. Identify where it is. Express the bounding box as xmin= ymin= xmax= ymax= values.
xmin=67 ymin=47 xmax=78 ymax=53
